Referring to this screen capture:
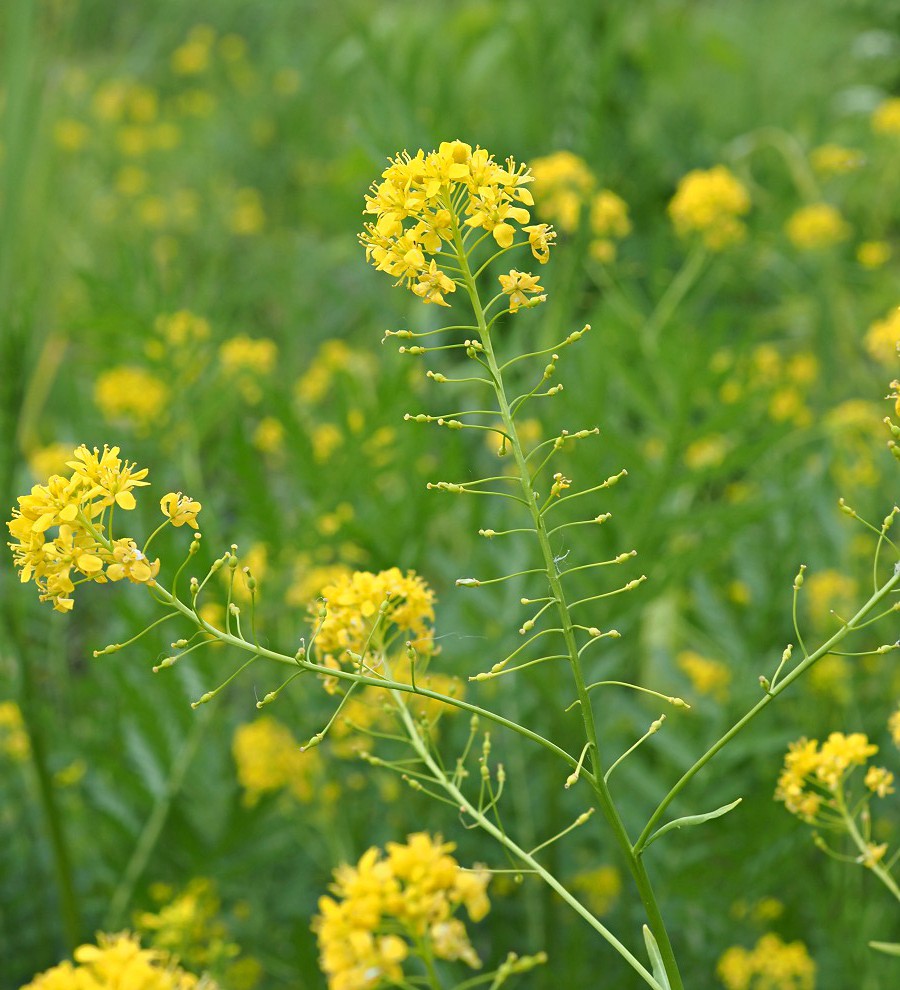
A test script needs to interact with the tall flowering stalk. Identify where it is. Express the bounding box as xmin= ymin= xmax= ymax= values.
xmin=8 ymin=140 xmax=900 ymax=990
